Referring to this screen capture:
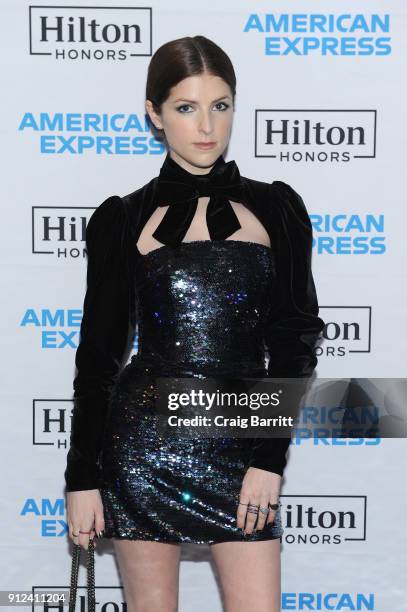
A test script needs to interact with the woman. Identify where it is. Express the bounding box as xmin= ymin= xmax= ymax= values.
xmin=65 ymin=35 xmax=324 ymax=612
